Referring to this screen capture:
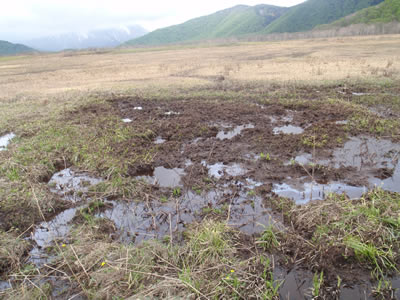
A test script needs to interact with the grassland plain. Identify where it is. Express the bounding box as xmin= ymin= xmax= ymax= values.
xmin=0 ymin=35 xmax=400 ymax=299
